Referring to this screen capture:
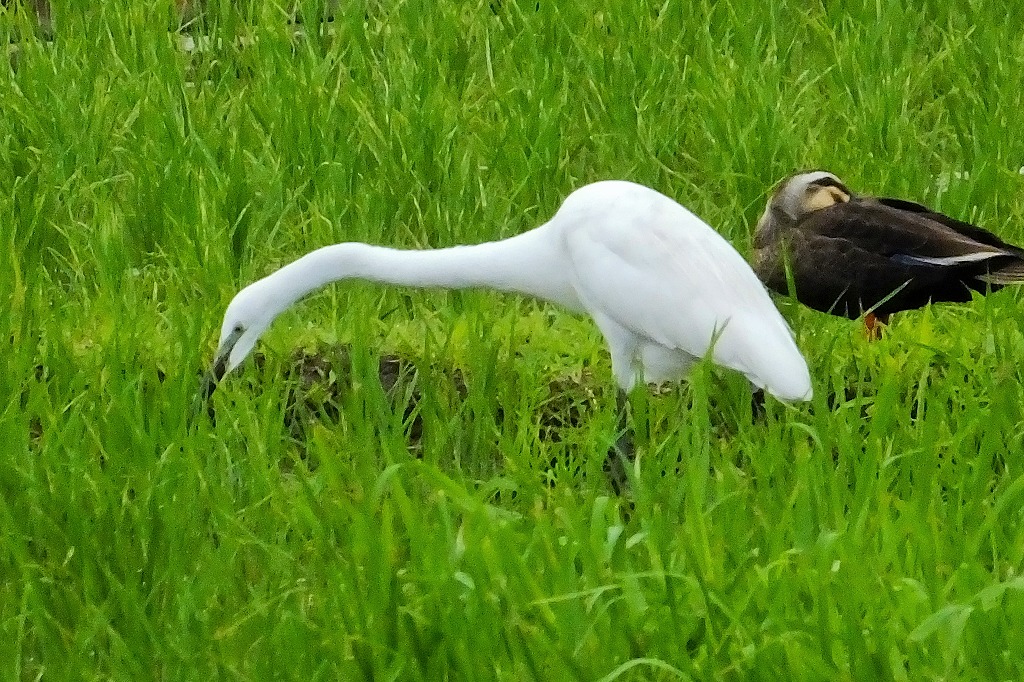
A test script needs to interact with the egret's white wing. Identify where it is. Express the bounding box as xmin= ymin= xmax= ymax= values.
xmin=559 ymin=181 xmax=812 ymax=401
